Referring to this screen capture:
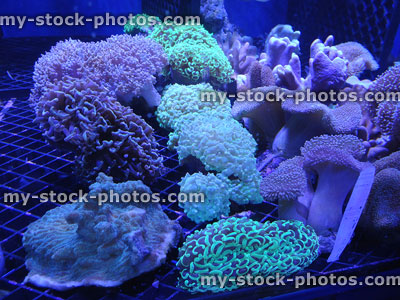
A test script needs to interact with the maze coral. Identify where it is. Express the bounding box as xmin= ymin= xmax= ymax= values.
xmin=177 ymin=217 xmax=319 ymax=293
